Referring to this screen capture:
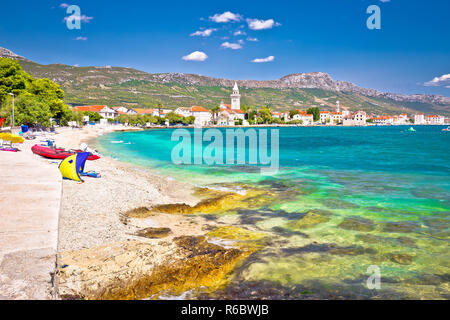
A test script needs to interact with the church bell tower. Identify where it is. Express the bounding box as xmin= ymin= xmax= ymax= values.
xmin=231 ymin=82 xmax=241 ymax=110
